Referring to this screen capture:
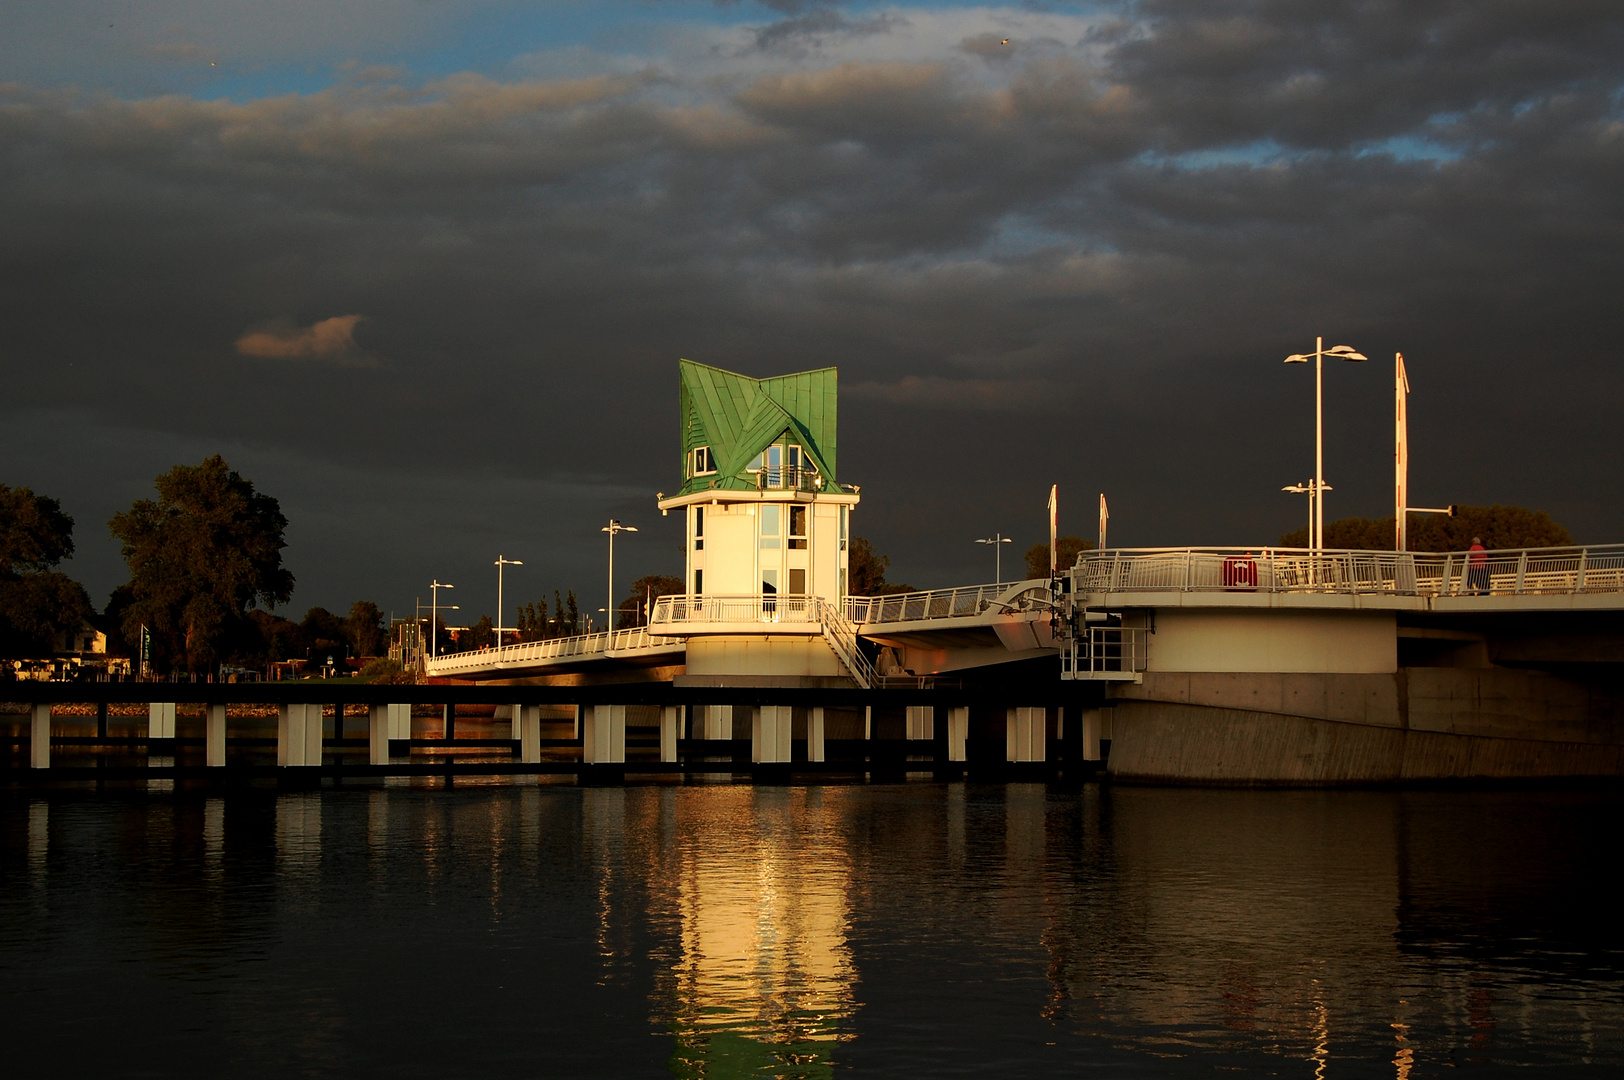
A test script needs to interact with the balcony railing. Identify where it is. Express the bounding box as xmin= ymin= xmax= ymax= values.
xmin=1061 ymin=626 xmax=1150 ymax=680
xmin=649 ymin=594 xmax=874 ymax=688
xmin=1071 ymin=545 xmax=1624 ymax=598
xmin=754 ymin=465 xmax=822 ymax=492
